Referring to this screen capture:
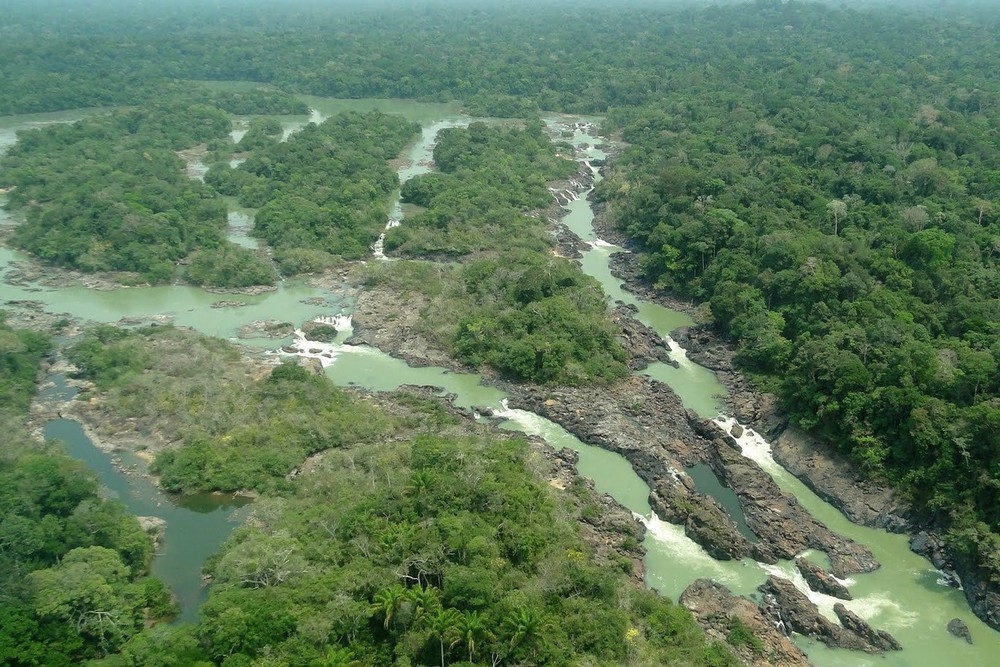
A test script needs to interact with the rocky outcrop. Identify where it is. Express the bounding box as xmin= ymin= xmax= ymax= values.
xmin=612 ymin=303 xmax=675 ymax=370
xmin=348 ymin=287 xmax=467 ymax=372
xmin=651 ymin=482 xmax=752 ymax=561
xmin=509 ymin=378 xmax=879 ymax=577
xmin=759 ymin=576 xmax=901 ymax=653
xmin=773 ymin=426 xmax=911 ymax=533
xmin=547 ymin=163 xmax=595 ymax=206
xmin=672 ymin=325 xmax=786 ymax=439
xmin=137 ymin=515 xmax=166 ymax=549
xmin=833 ymin=603 xmax=902 ymax=651
xmin=536 ymin=444 xmax=647 ymax=582
xmin=955 ymin=562 xmax=1000 ymax=631
xmin=692 ymin=419 xmax=879 ymax=577
xmin=909 ymin=531 xmax=954 ymax=571
xmin=948 ymin=618 xmax=973 ymax=644
xmin=795 ymin=558 xmax=852 ymax=600
xmin=681 ymin=579 xmax=810 ymax=667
